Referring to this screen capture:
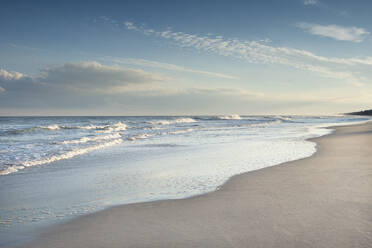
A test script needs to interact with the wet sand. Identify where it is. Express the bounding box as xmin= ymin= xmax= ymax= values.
xmin=18 ymin=123 xmax=372 ymax=248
